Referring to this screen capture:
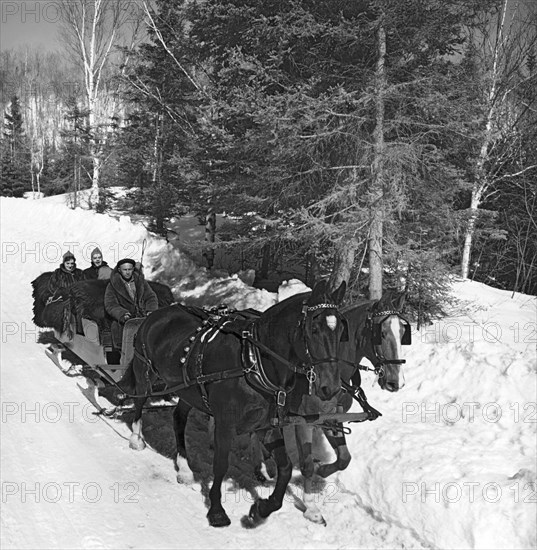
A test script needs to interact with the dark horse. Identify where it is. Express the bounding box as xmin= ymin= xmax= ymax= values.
xmin=118 ymin=280 xmax=347 ymax=528
xmin=264 ymin=290 xmax=411 ymax=524
xmin=31 ymin=272 xmax=174 ymax=332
